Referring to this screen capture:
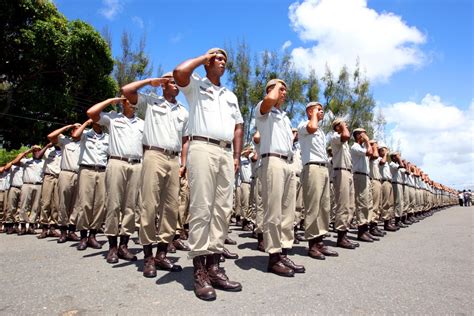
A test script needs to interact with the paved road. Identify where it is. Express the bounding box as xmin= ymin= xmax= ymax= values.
xmin=0 ymin=206 xmax=472 ymax=315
